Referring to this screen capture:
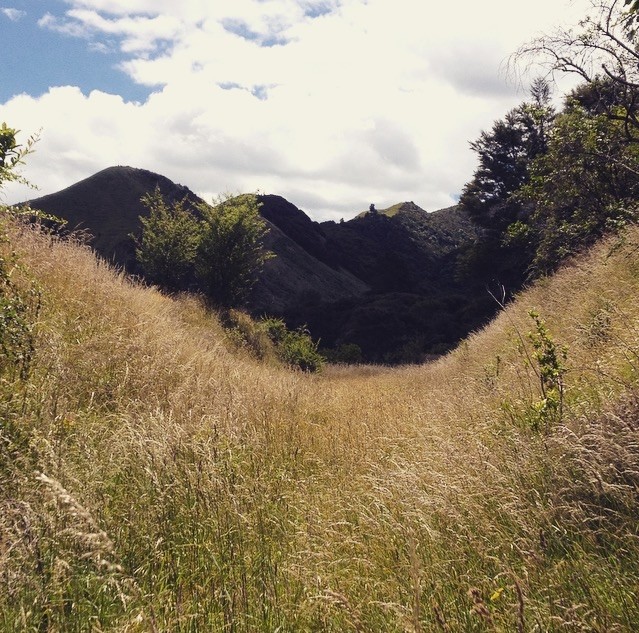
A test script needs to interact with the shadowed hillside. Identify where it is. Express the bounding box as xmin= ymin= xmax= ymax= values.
xmin=322 ymin=202 xmax=480 ymax=294
xmin=26 ymin=169 xmax=372 ymax=316
xmin=26 ymin=166 xmax=202 ymax=268
xmin=24 ymin=167 xmax=487 ymax=362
